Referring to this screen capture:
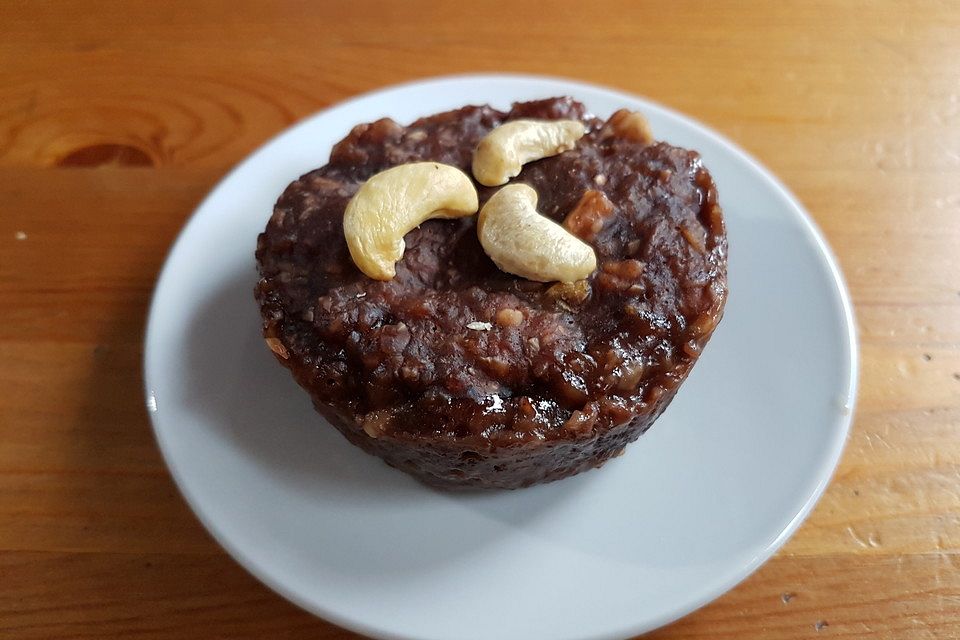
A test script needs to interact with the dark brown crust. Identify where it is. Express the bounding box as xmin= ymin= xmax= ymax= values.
xmin=255 ymin=98 xmax=727 ymax=489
